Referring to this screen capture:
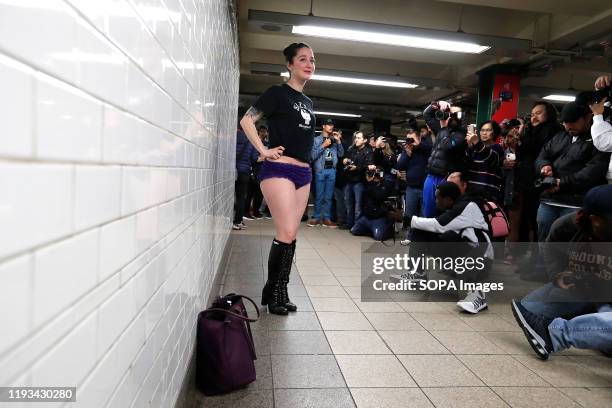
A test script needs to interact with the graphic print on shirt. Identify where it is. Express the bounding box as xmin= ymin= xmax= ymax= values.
xmin=293 ymin=102 xmax=312 ymax=128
